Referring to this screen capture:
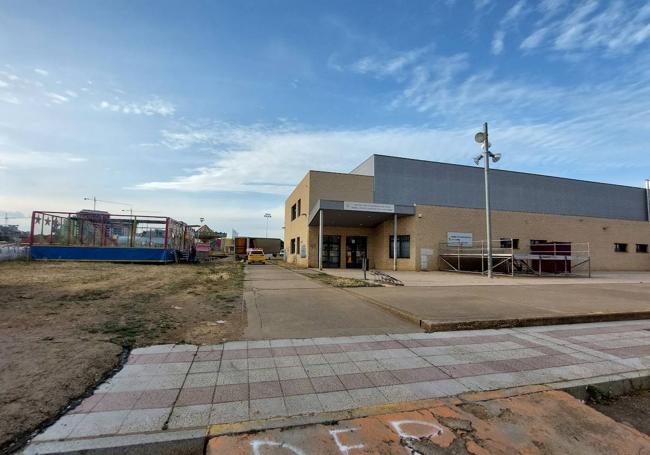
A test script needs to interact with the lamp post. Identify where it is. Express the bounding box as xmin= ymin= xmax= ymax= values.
xmin=473 ymin=122 xmax=501 ymax=279
xmin=264 ymin=213 xmax=272 ymax=238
